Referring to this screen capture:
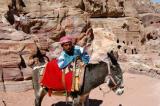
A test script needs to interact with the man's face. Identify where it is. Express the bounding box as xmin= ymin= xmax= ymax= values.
xmin=62 ymin=42 xmax=73 ymax=52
